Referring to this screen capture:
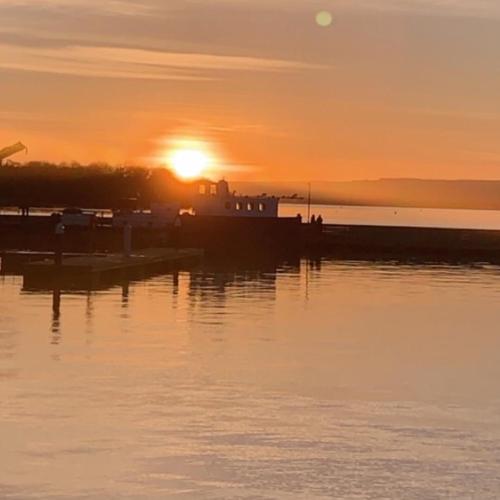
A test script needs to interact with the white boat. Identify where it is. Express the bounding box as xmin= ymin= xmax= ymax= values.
xmin=192 ymin=180 xmax=279 ymax=218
